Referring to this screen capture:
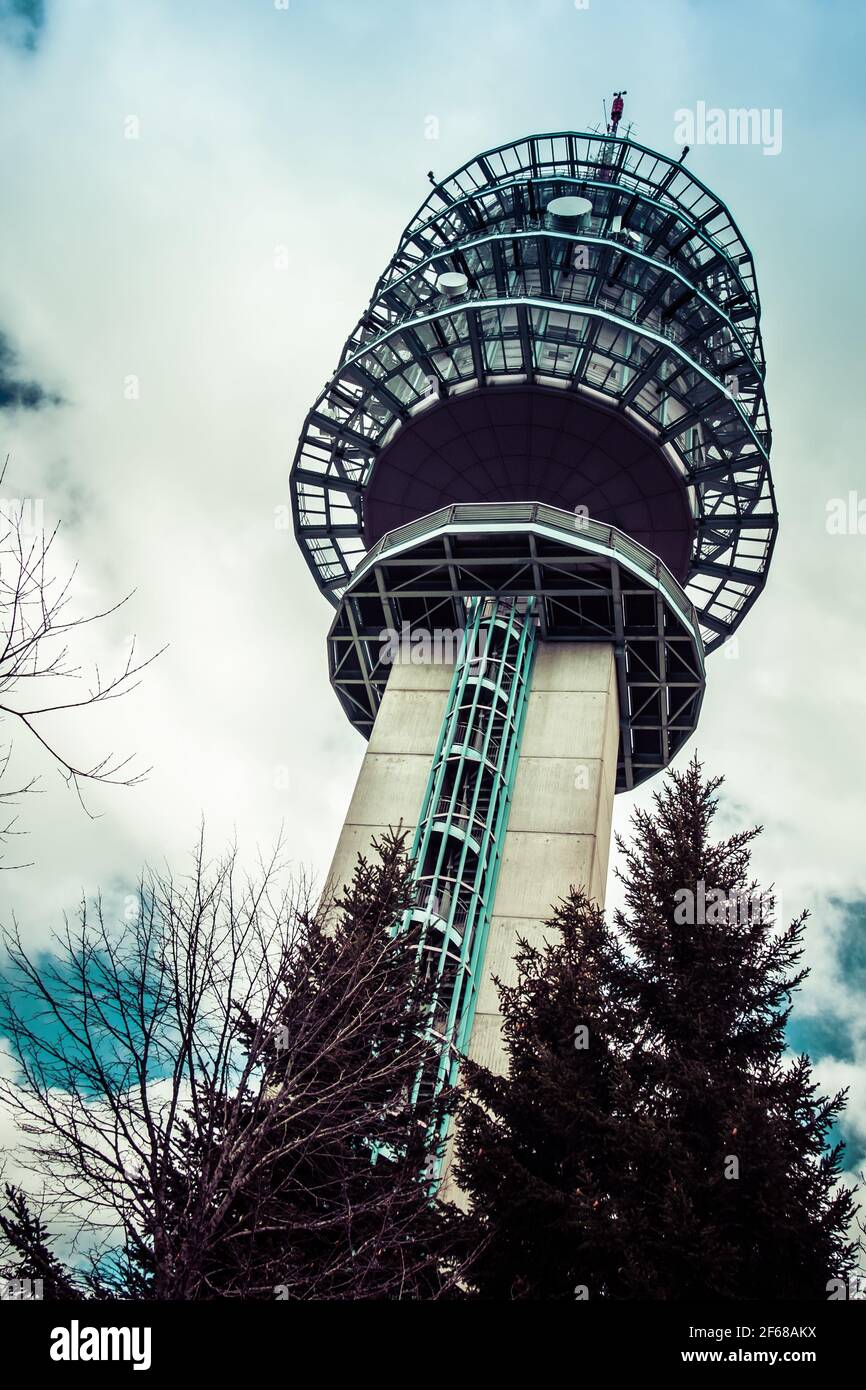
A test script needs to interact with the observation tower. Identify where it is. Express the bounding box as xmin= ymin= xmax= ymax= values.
xmin=291 ymin=118 xmax=776 ymax=1137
